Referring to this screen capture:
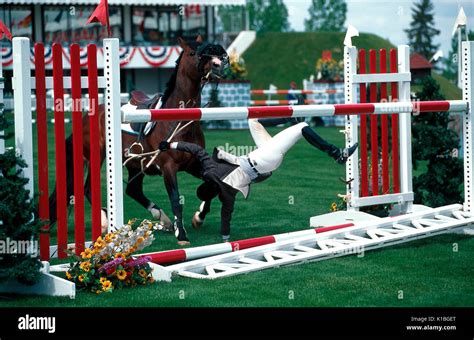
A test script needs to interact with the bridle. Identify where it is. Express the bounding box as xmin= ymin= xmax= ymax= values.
xmin=196 ymin=42 xmax=229 ymax=82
